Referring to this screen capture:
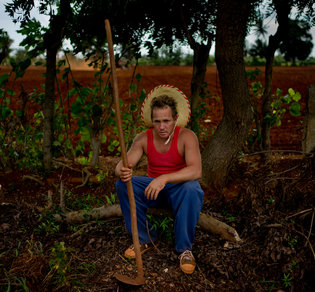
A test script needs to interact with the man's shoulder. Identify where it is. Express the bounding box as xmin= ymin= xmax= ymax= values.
xmin=133 ymin=131 xmax=148 ymax=144
xmin=178 ymin=127 xmax=199 ymax=144
xmin=179 ymin=127 xmax=197 ymax=138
